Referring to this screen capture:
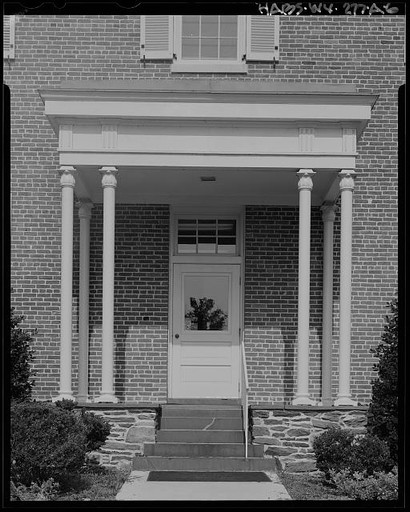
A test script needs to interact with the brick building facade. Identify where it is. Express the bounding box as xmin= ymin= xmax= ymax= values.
xmin=5 ymin=14 xmax=404 ymax=469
